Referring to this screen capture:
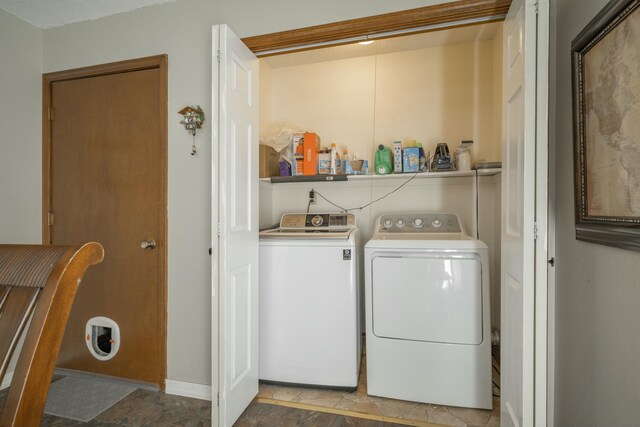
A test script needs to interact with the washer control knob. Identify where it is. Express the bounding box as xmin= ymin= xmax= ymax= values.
xmin=311 ymin=215 xmax=324 ymax=227
xmin=413 ymin=218 xmax=424 ymax=228
xmin=396 ymin=219 xmax=405 ymax=228
xmin=383 ymin=219 xmax=393 ymax=228
xmin=432 ymin=219 xmax=442 ymax=228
